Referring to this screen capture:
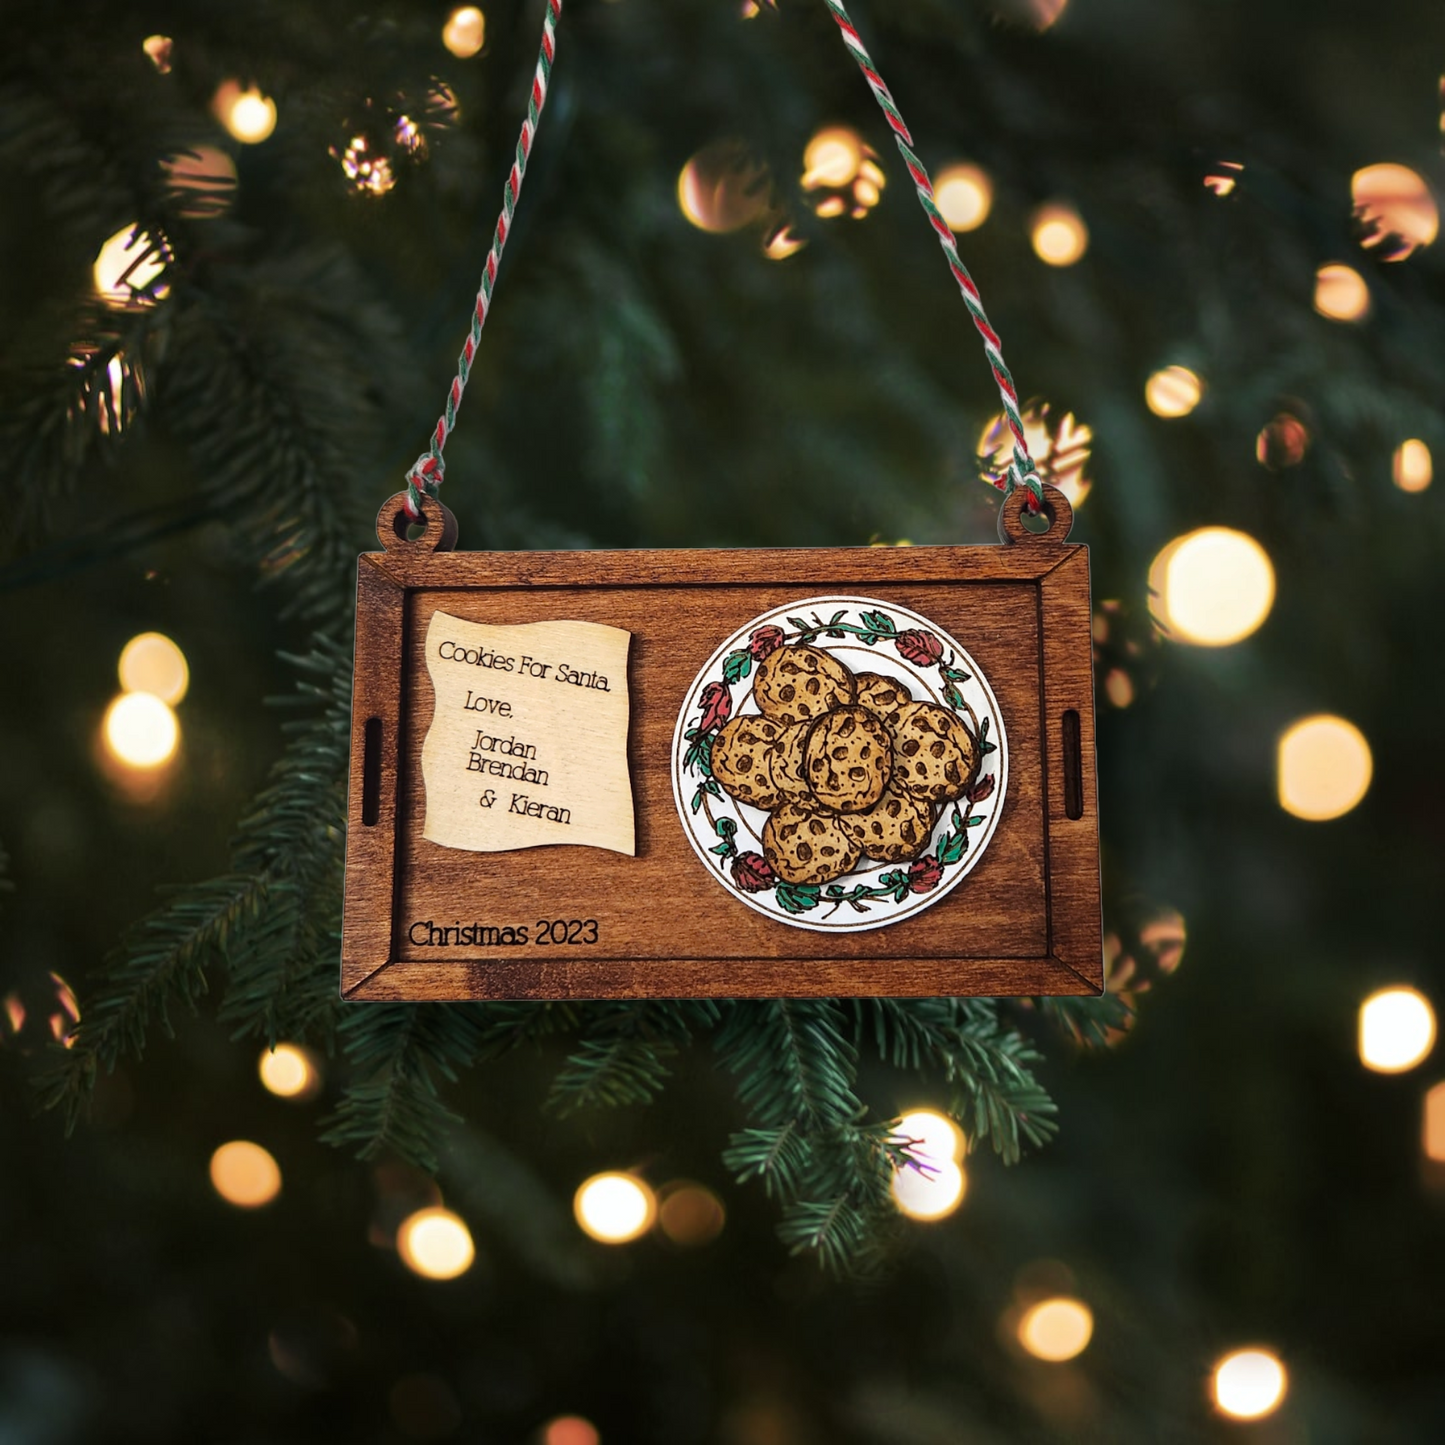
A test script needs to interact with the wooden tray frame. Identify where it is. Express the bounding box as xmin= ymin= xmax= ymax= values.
xmin=341 ymin=491 xmax=1101 ymax=1001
